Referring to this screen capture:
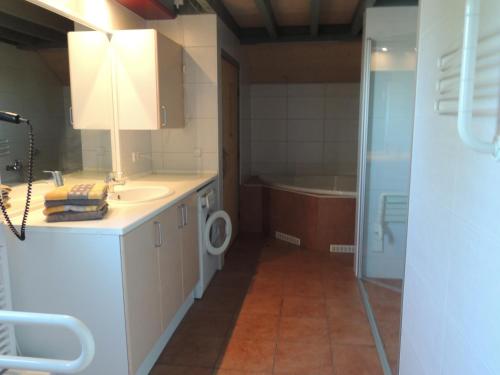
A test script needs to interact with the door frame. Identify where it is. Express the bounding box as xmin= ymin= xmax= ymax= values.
xmin=220 ymin=49 xmax=240 ymax=237
xmin=354 ymin=38 xmax=373 ymax=278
